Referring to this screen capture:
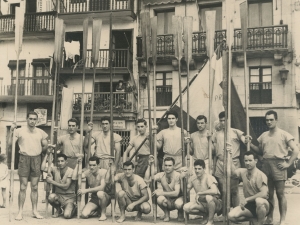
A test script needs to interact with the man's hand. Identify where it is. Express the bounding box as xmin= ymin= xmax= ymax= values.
xmin=244 ymin=135 xmax=252 ymax=144
xmin=47 ymin=145 xmax=55 ymax=155
xmin=152 ymin=189 xmax=164 ymax=197
xmin=184 ymin=137 xmax=191 ymax=144
xmin=126 ymin=203 xmax=136 ymax=212
xmin=109 ymin=159 xmax=117 ymax=174
xmin=277 ymin=161 xmax=290 ymax=170
xmin=77 ymin=188 xmax=86 ymax=196
xmin=87 ymin=122 xmax=93 ymax=133
xmin=46 ymin=174 xmax=53 ymax=184
xmin=240 ymin=198 xmax=248 ymax=210
xmin=226 ymin=142 xmax=232 ymax=154
xmin=10 ymin=123 xmax=17 ymax=132
xmin=180 ymin=167 xmax=190 ymax=179
xmin=77 ymin=156 xmax=83 ymax=163
xmin=148 ymin=155 xmax=154 ymax=165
